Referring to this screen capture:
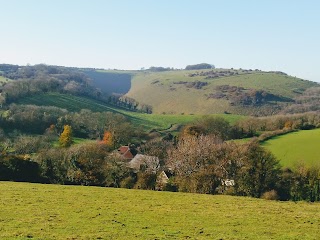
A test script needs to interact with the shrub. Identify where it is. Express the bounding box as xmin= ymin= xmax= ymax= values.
xmin=120 ymin=176 xmax=136 ymax=189
xmin=162 ymin=178 xmax=178 ymax=192
xmin=134 ymin=172 xmax=156 ymax=190
xmin=261 ymin=190 xmax=279 ymax=200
